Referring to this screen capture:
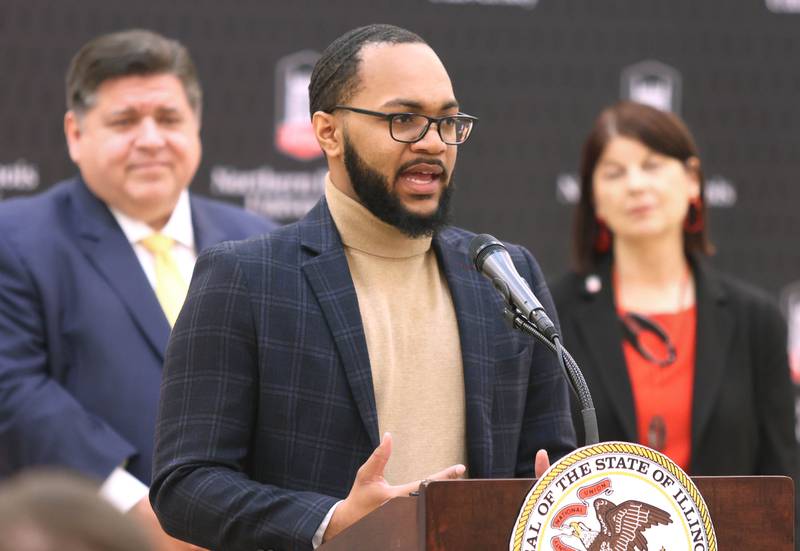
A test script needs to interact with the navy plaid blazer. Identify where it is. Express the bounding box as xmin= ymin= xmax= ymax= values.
xmin=151 ymin=197 xmax=576 ymax=551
